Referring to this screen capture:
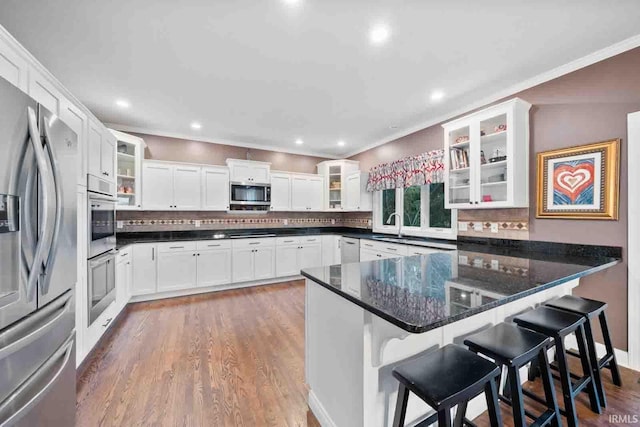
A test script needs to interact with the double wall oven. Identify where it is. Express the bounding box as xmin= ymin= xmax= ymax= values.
xmin=87 ymin=175 xmax=117 ymax=326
